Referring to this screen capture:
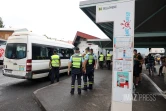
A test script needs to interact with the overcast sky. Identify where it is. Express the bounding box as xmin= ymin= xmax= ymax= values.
xmin=0 ymin=0 xmax=108 ymax=41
